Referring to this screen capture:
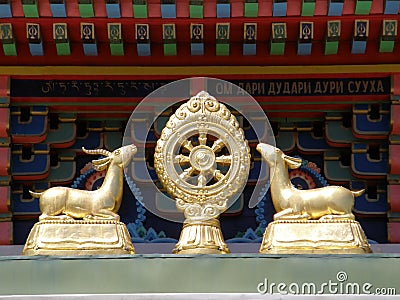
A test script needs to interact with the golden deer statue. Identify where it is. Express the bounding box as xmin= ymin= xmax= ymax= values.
xmin=30 ymin=144 xmax=137 ymax=221
xmin=256 ymin=143 xmax=364 ymax=221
